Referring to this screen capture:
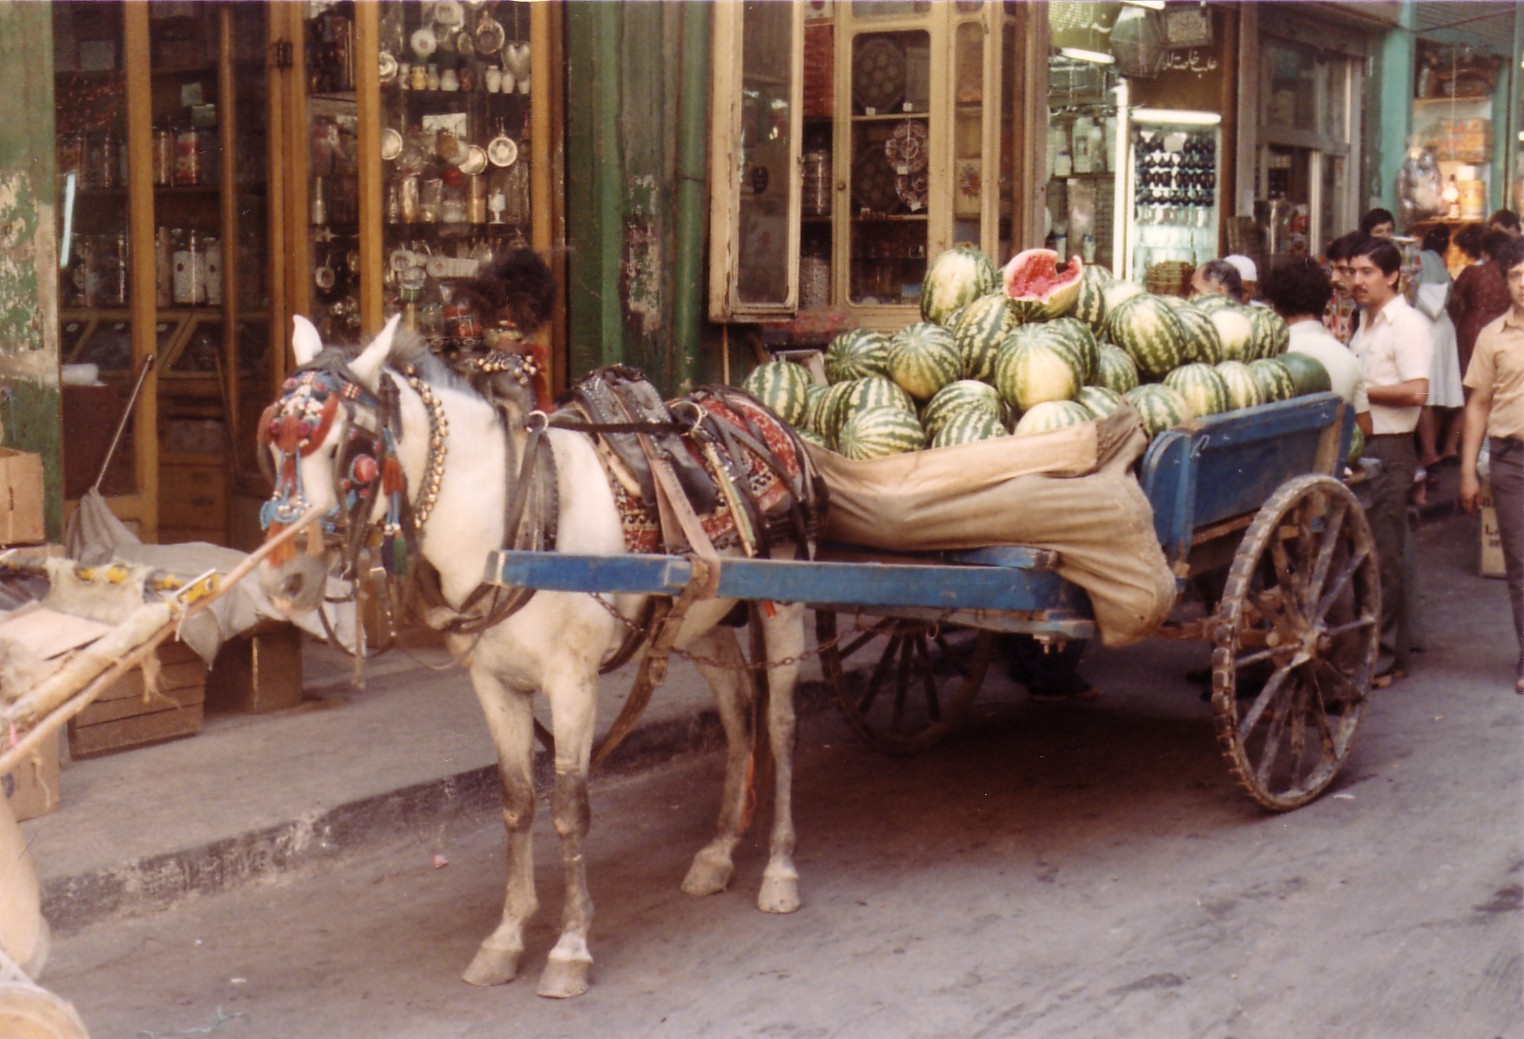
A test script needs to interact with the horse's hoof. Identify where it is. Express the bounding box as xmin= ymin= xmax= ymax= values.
xmin=536 ymin=955 xmax=593 ymax=999
xmin=757 ymin=871 xmax=800 ymax=914
xmin=681 ymin=847 xmax=734 ymax=897
xmin=462 ymin=944 xmax=522 ymax=987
